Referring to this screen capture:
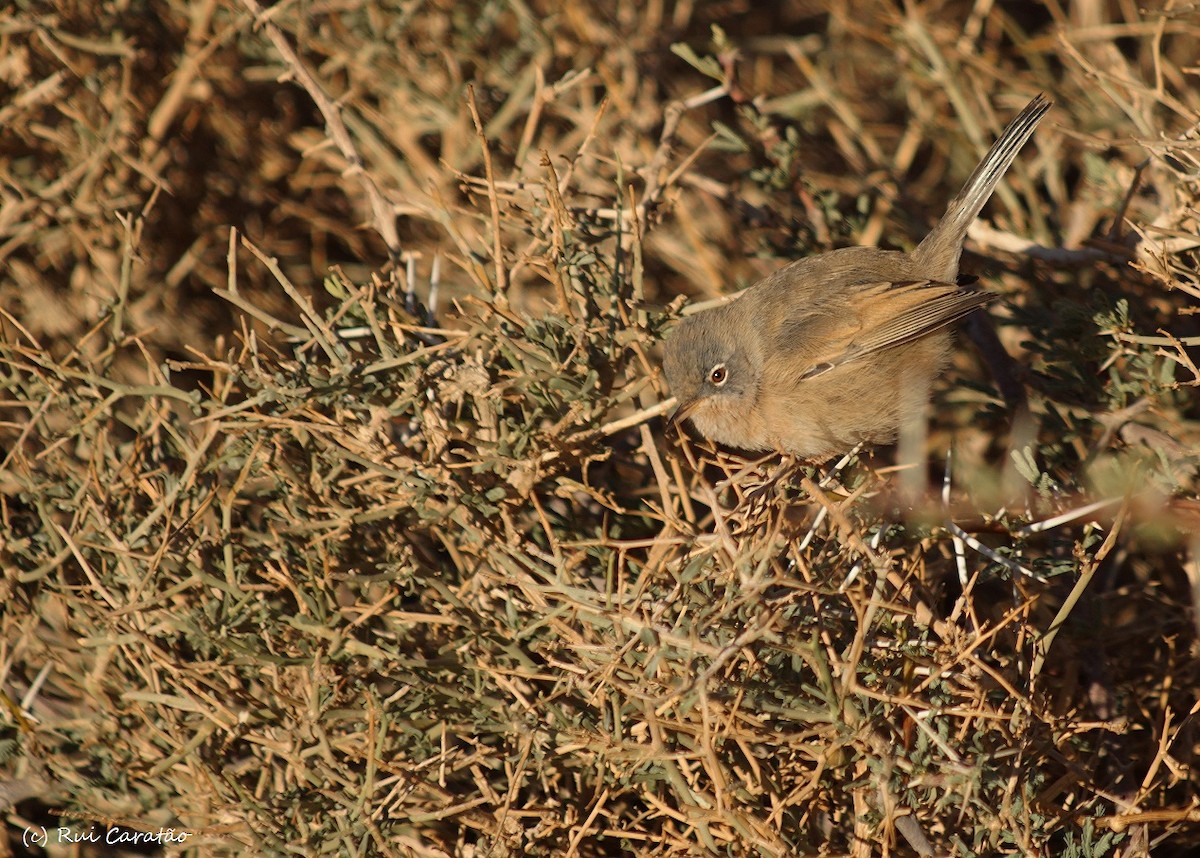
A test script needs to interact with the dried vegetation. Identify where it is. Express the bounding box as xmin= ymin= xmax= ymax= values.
xmin=2 ymin=0 xmax=1200 ymax=855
